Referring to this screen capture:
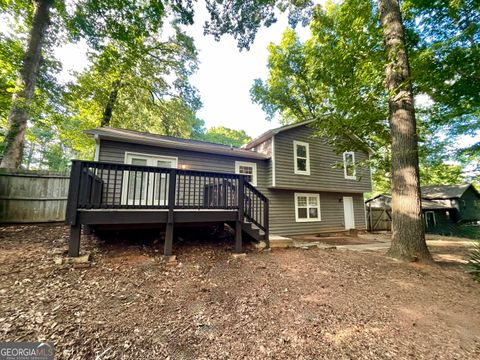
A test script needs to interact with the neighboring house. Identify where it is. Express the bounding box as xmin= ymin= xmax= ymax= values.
xmin=66 ymin=120 xmax=372 ymax=257
xmin=365 ymin=184 xmax=480 ymax=236
xmin=420 ymin=184 xmax=480 ymax=224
